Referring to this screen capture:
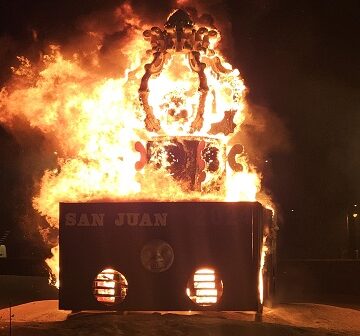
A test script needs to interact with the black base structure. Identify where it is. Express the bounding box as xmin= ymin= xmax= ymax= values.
xmin=59 ymin=201 xmax=265 ymax=312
